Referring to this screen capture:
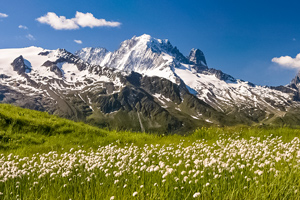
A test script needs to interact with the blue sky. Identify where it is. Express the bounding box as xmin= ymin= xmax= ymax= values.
xmin=0 ymin=0 xmax=300 ymax=86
